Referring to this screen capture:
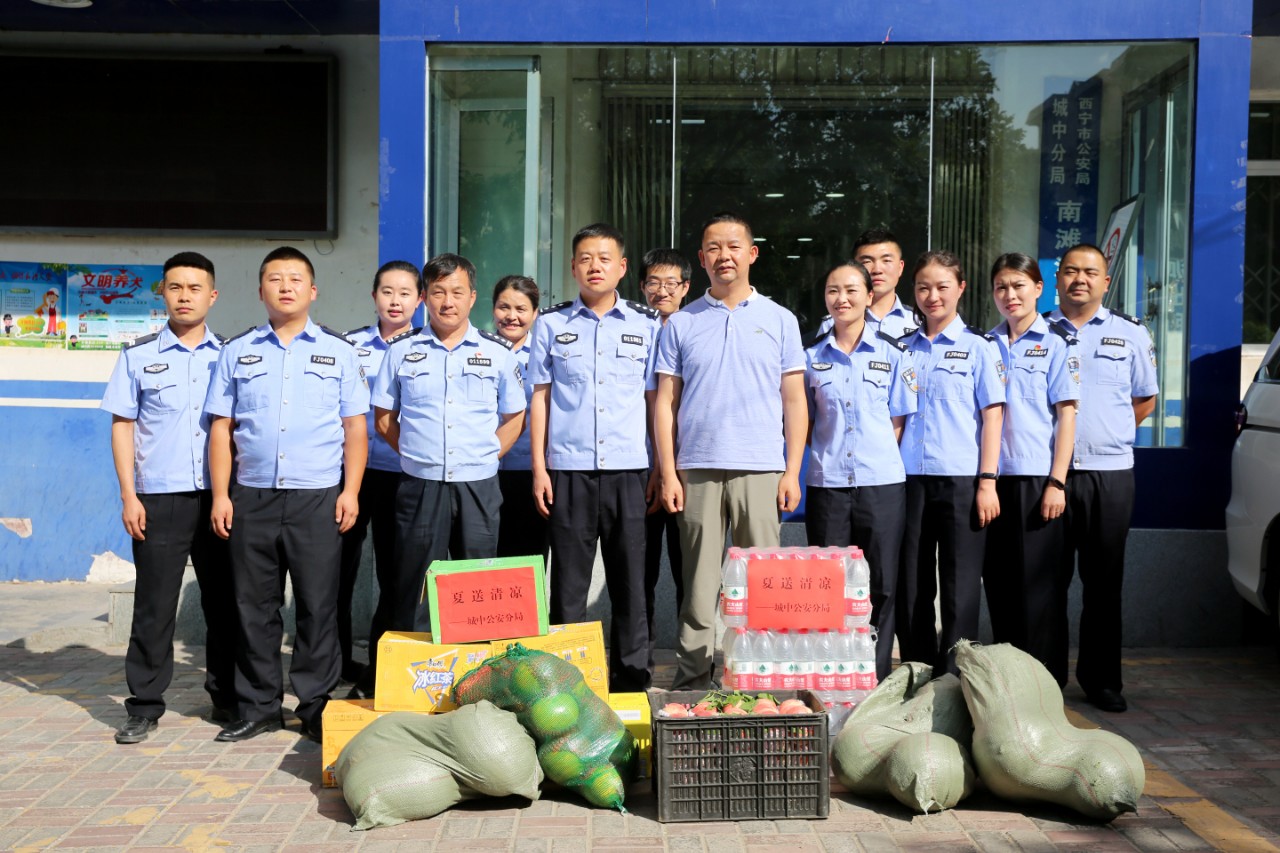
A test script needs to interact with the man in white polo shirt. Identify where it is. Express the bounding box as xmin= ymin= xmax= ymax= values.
xmin=654 ymin=212 xmax=808 ymax=690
